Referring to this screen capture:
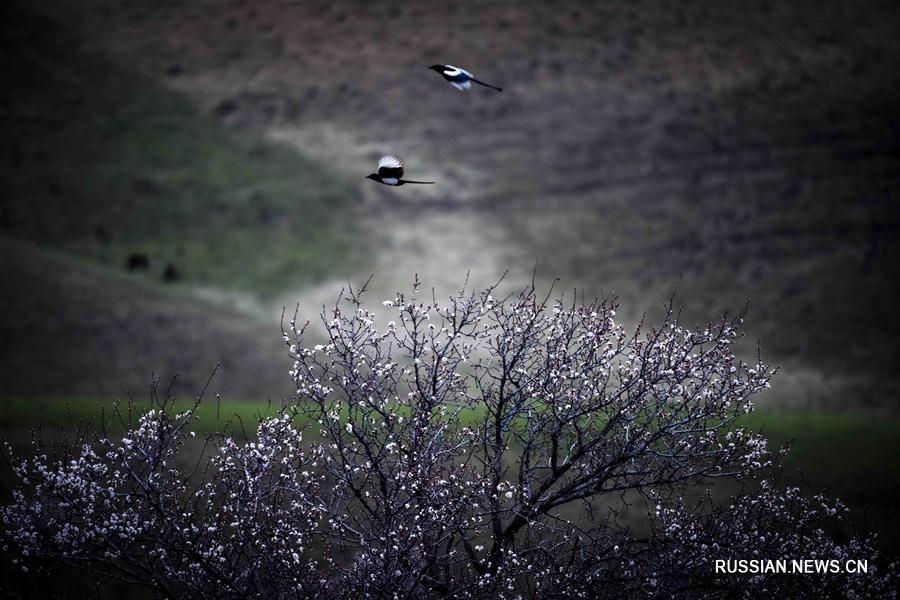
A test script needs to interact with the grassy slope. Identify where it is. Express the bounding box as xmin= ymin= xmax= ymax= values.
xmin=0 ymin=2 xmax=366 ymax=400
xmin=741 ymin=410 xmax=900 ymax=507
xmin=3 ymin=399 xmax=896 ymax=506
xmin=0 ymin=238 xmax=294 ymax=400
xmin=1 ymin=400 xmax=896 ymax=553
xmin=0 ymin=2 xmax=364 ymax=297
